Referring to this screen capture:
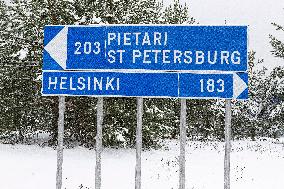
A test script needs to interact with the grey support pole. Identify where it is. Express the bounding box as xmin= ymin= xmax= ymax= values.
xmin=135 ymin=97 xmax=143 ymax=189
xmin=224 ymin=99 xmax=232 ymax=189
xmin=179 ymin=99 xmax=187 ymax=189
xmin=95 ymin=97 xmax=104 ymax=189
xmin=56 ymin=96 xmax=65 ymax=189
